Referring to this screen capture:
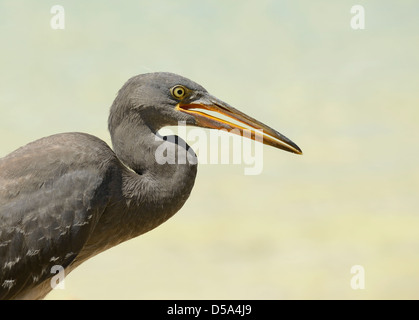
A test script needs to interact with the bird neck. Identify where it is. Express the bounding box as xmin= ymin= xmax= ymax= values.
xmin=109 ymin=117 xmax=198 ymax=220
xmin=111 ymin=117 xmax=161 ymax=175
